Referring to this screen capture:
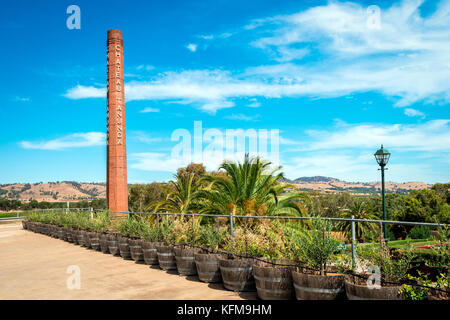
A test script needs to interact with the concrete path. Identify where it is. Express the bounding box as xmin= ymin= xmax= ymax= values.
xmin=0 ymin=221 xmax=256 ymax=300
